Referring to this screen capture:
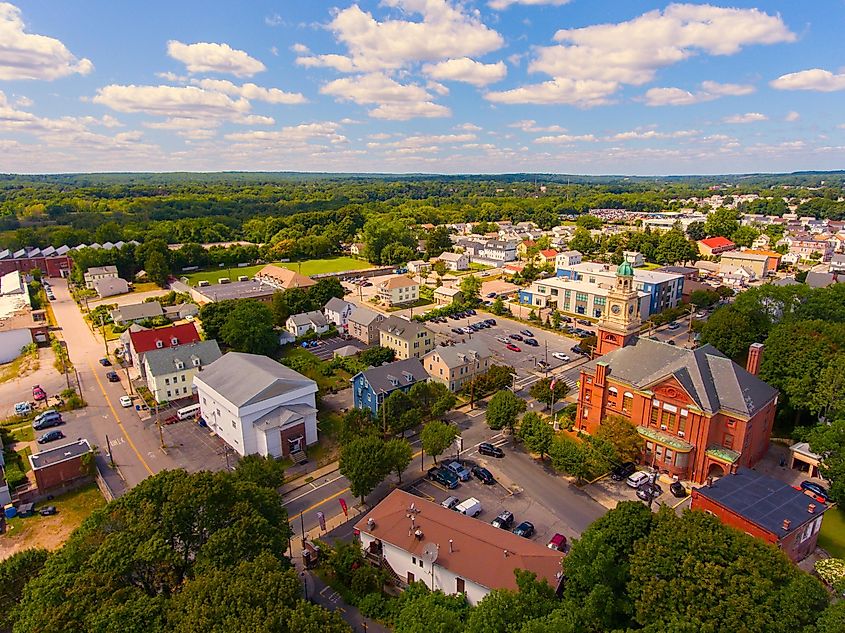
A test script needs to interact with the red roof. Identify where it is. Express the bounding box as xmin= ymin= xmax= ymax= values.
xmin=522 ymin=240 xmax=536 ymax=246
xmin=539 ymin=249 xmax=558 ymax=258
xmin=699 ymin=237 xmax=734 ymax=249
xmin=129 ymin=322 xmax=201 ymax=354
